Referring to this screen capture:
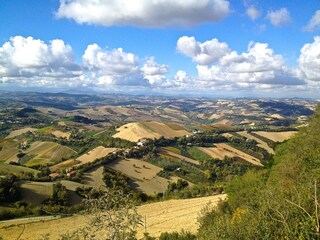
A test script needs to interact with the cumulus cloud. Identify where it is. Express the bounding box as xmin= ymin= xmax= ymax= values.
xmin=177 ymin=36 xmax=230 ymax=65
xmin=83 ymin=44 xmax=148 ymax=86
xmin=304 ymin=10 xmax=320 ymax=32
xmin=56 ymin=0 xmax=230 ymax=27
xmin=298 ymin=36 xmax=320 ymax=81
xmin=141 ymin=57 xmax=169 ymax=85
xmin=0 ymin=36 xmax=82 ymax=87
xmin=176 ymin=37 xmax=305 ymax=89
xmin=266 ymin=8 xmax=291 ymax=27
xmin=246 ymin=6 xmax=261 ymax=21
